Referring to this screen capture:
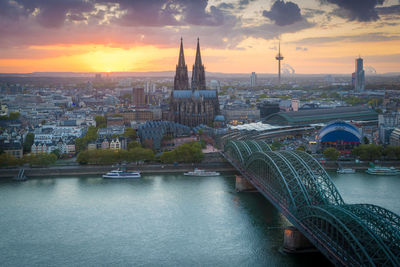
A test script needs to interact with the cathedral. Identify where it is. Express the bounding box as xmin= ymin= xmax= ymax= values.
xmin=169 ymin=38 xmax=219 ymax=127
